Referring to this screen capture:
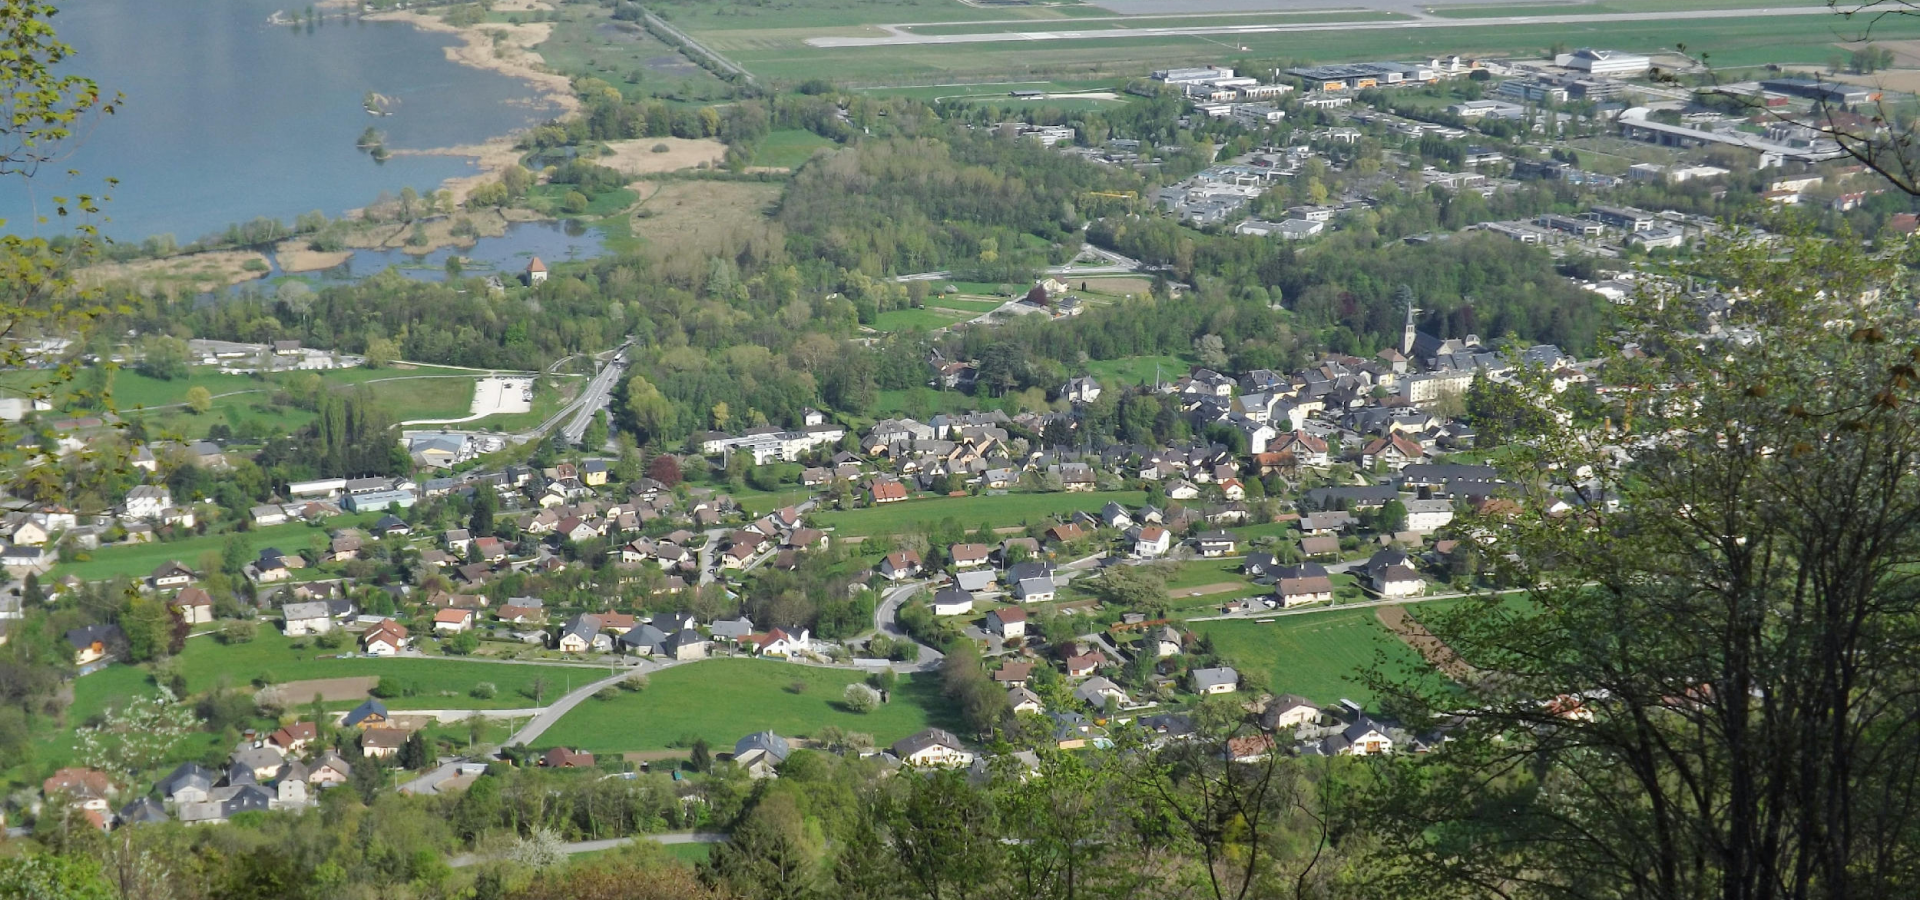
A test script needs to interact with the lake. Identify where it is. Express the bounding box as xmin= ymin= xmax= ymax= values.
xmin=0 ymin=0 xmax=561 ymax=243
